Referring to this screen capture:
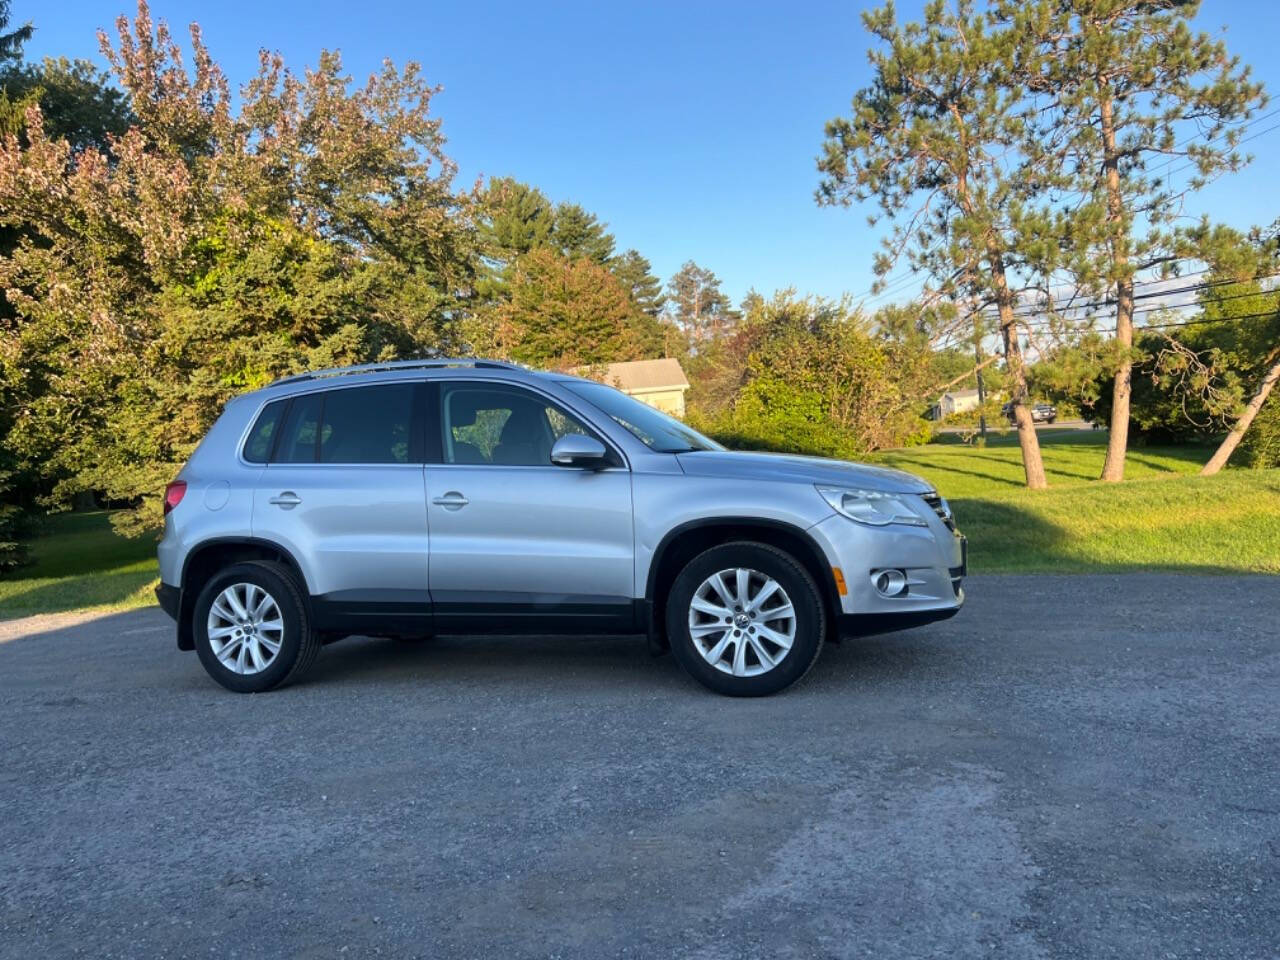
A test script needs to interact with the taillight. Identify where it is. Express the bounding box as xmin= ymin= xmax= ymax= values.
xmin=163 ymin=480 xmax=187 ymax=515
